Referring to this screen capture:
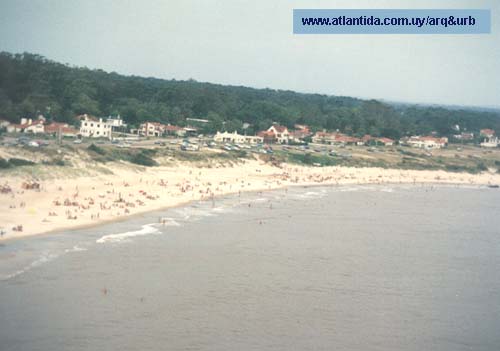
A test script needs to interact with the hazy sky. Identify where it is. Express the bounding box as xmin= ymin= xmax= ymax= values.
xmin=0 ymin=0 xmax=498 ymax=108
